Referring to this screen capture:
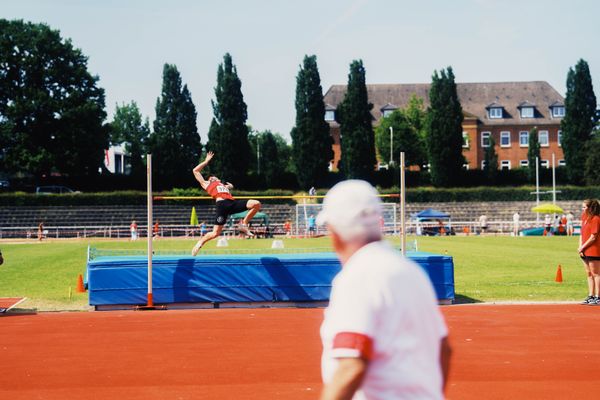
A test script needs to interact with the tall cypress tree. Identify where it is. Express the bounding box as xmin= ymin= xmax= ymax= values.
xmin=483 ymin=135 xmax=498 ymax=182
xmin=426 ymin=67 xmax=465 ymax=187
xmin=337 ymin=60 xmax=375 ymax=180
xmin=290 ymin=55 xmax=332 ymax=189
xmin=206 ymin=53 xmax=250 ymax=185
xmin=561 ymin=59 xmax=597 ymax=184
xmin=150 ymin=64 xmax=201 ymax=189
xmin=527 ymin=127 xmax=540 ymax=182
